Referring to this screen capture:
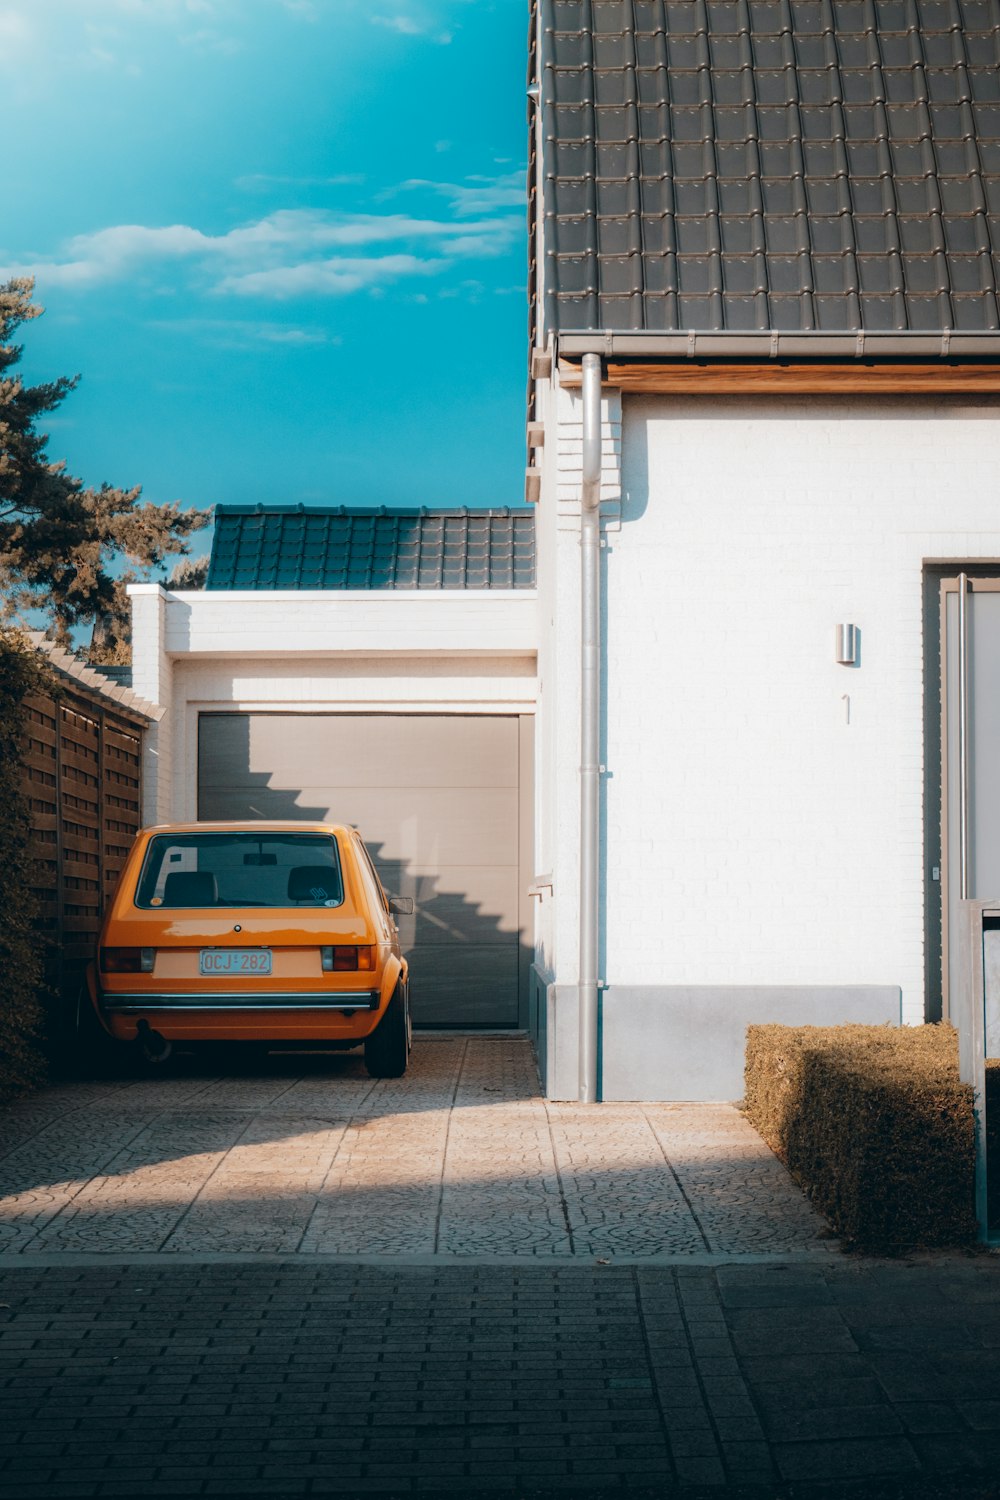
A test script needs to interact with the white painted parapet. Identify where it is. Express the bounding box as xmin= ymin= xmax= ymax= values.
xmin=160 ymin=589 xmax=538 ymax=658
